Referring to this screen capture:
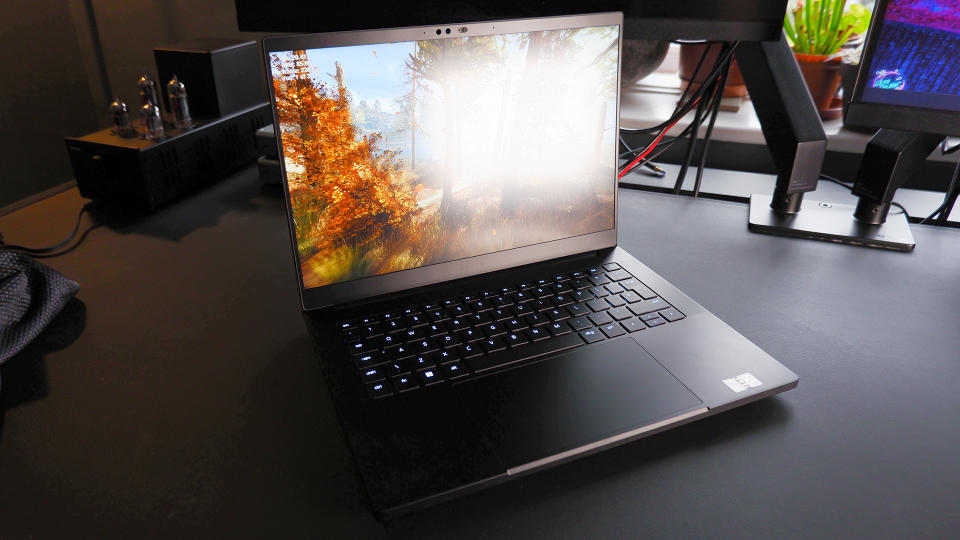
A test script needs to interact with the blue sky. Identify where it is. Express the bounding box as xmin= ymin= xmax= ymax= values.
xmin=304 ymin=41 xmax=416 ymax=113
